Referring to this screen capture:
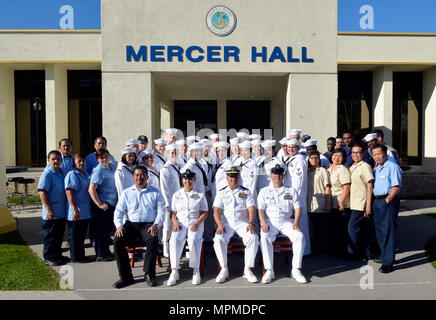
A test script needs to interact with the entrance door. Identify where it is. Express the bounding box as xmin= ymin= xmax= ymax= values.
xmin=226 ymin=100 xmax=270 ymax=135
xmin=174 ymin=100 xmax=217 ymax=135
